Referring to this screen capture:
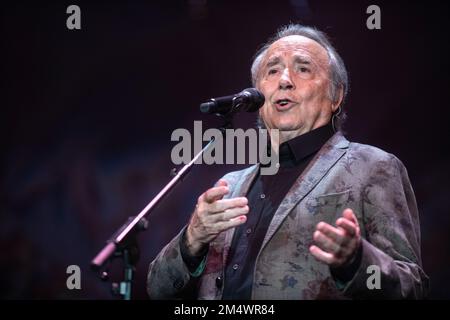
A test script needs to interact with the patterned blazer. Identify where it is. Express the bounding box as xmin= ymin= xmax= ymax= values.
xmin=147 ymin=132 xmax=429 ymax=299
